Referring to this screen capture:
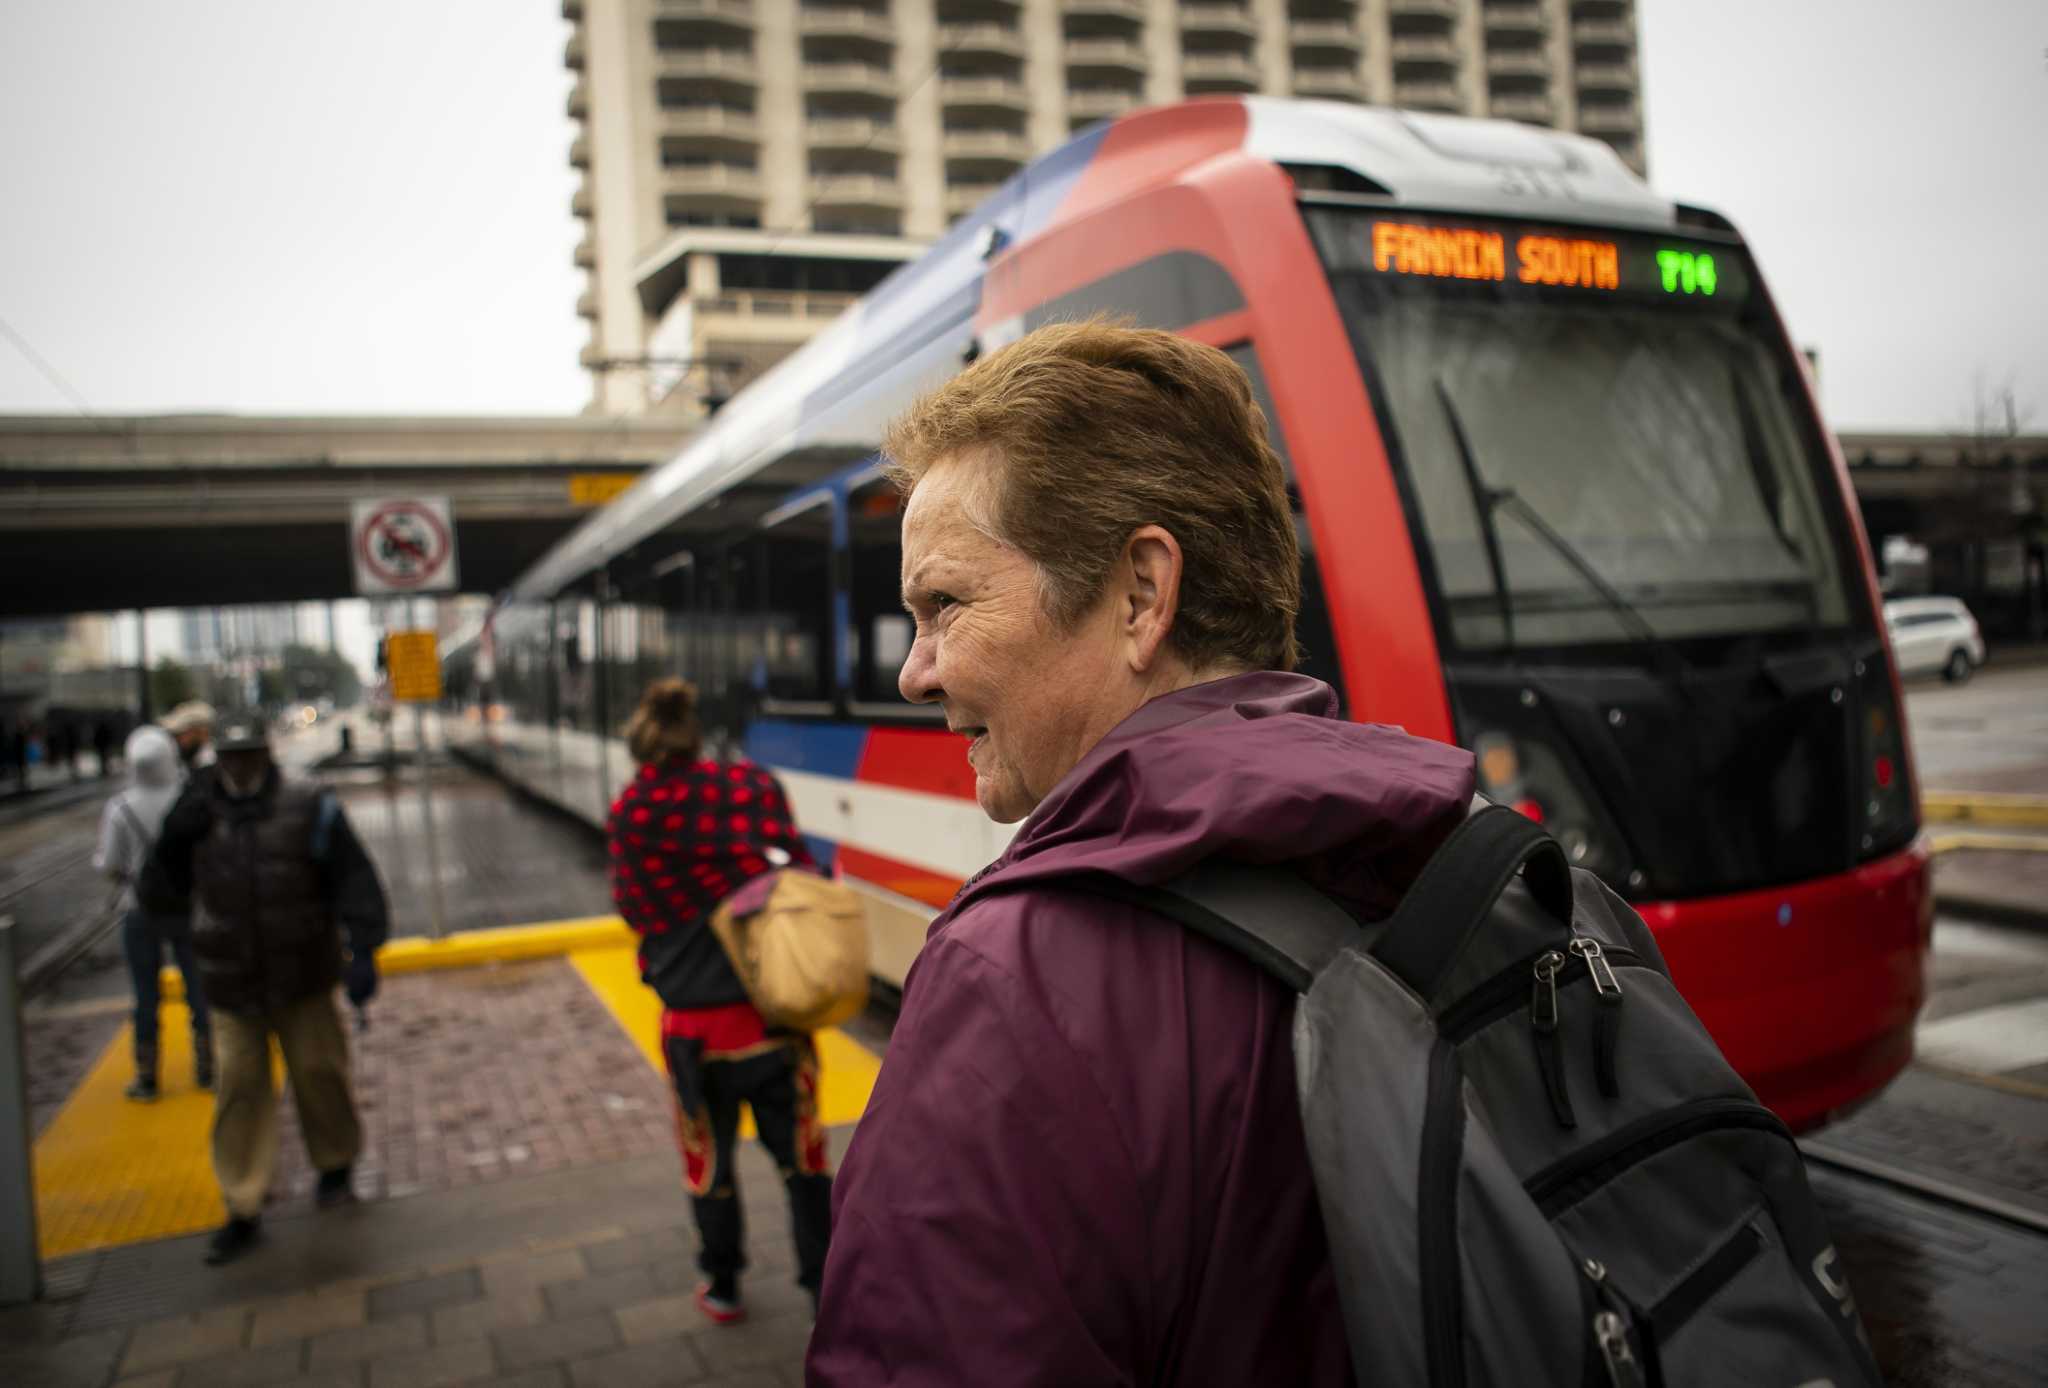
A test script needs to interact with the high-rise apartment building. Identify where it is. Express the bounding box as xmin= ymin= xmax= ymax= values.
xmin=565 ymin=0 xmax=1646 ymax=416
